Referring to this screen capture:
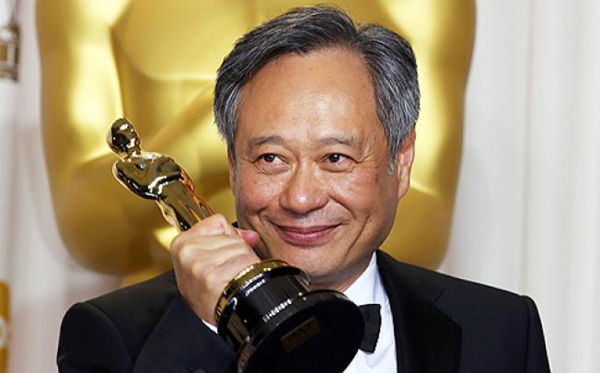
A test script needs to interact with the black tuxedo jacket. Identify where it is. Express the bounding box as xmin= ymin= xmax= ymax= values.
xmin=57 ymin=251 xmax=550 ymax=372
